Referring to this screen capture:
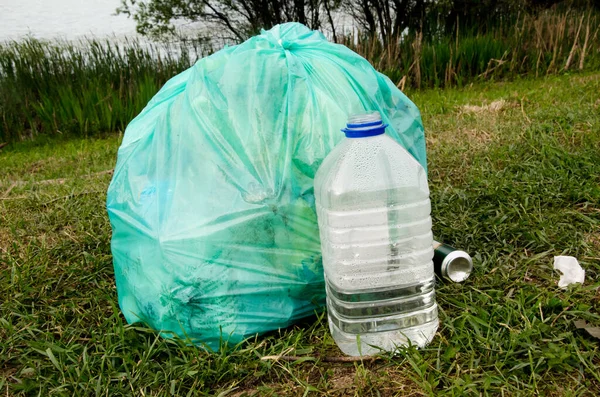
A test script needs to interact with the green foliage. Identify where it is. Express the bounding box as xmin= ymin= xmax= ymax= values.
xmin=1 ymin=73 xmax=599 ymax=395
xmin=117 ymin=0 xmax=337 ymax=42
xmin=117 ymin=0 xmax=598 ymax=45
xmin=118 ymin=0 xmax=207 ymax=38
